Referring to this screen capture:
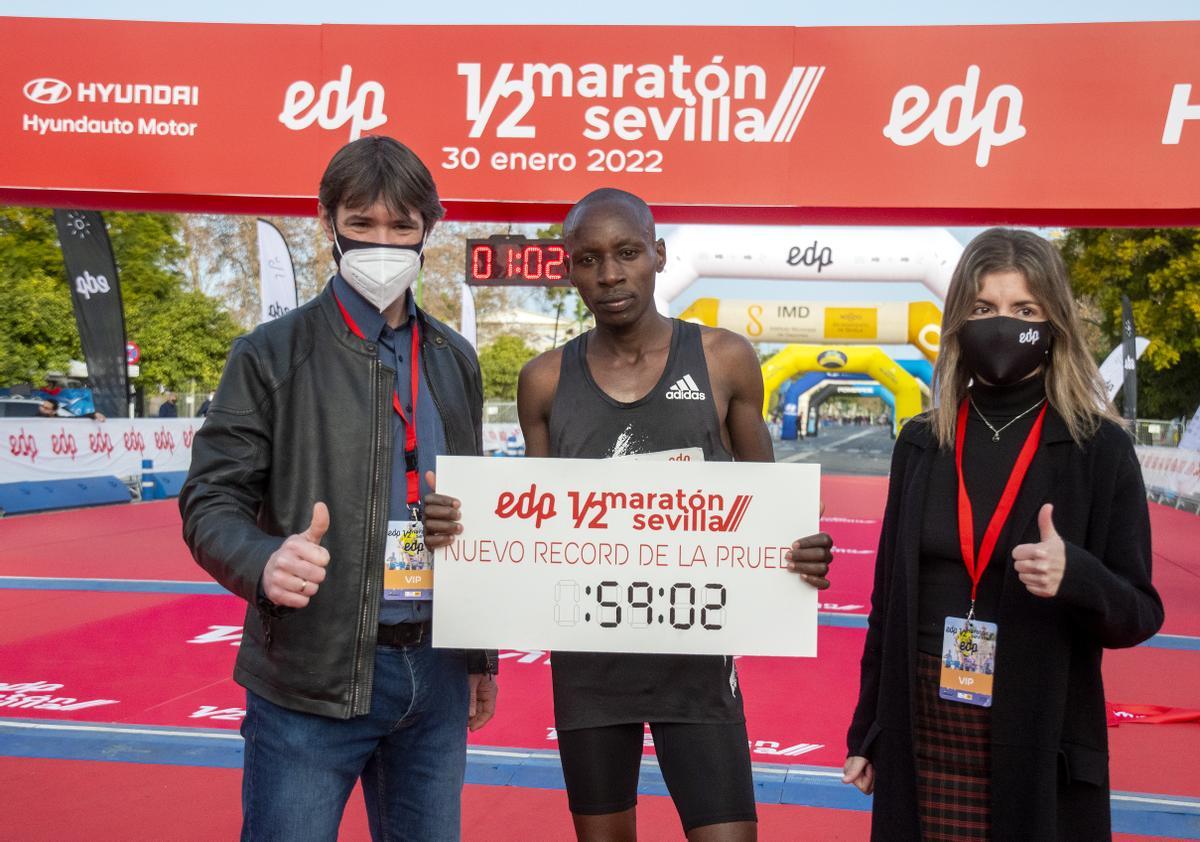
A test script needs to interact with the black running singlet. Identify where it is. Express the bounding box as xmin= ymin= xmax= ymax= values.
xmin=548 ymin=319 xmax=745 ymax=731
